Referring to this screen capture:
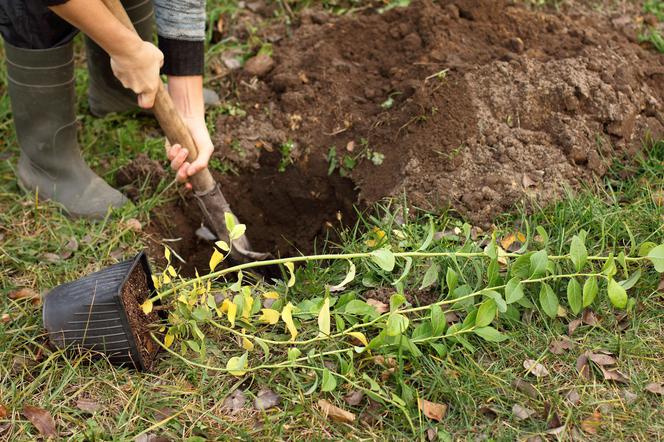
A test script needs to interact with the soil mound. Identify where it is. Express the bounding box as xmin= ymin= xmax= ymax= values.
xmin=215 ymin=0 xmax=664 ymax=225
